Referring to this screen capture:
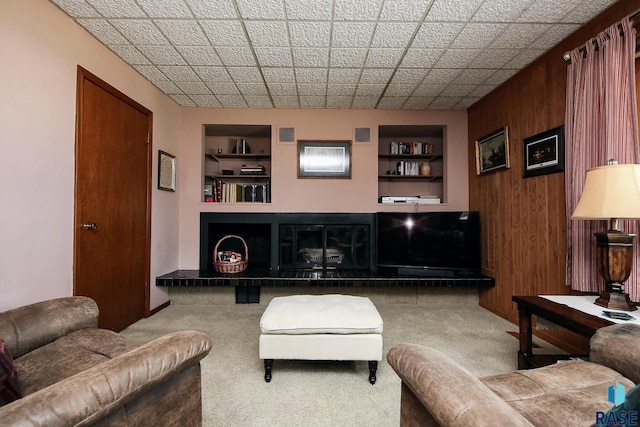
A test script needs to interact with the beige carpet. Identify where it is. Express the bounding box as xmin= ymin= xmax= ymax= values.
xmin=120 ymin=287 xmax=560 ymax=427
